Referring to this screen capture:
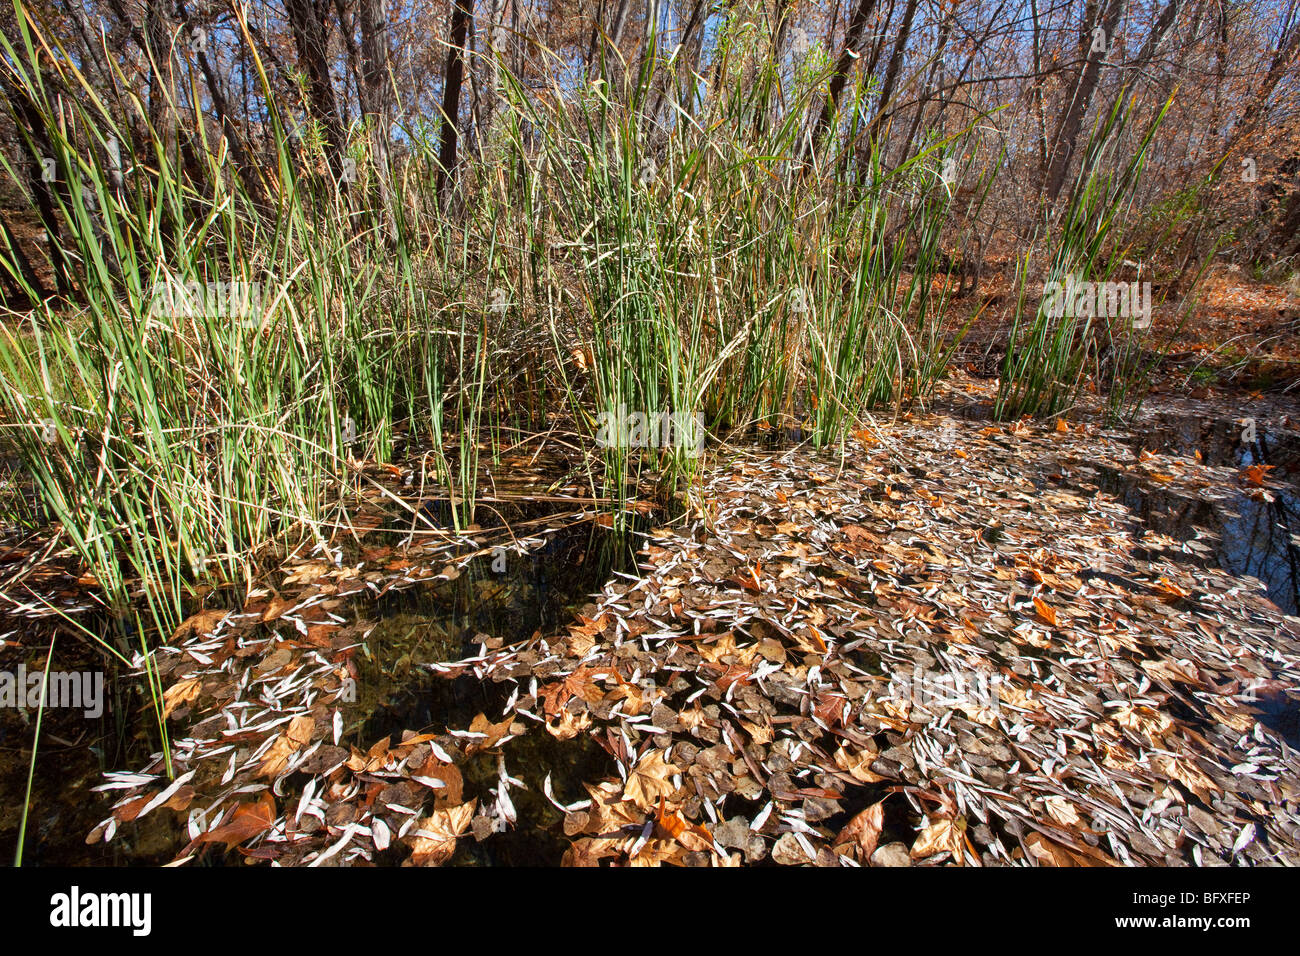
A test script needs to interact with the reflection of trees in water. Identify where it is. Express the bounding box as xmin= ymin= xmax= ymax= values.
xmin=1113 ymin=415 xmax=1300 ymax=615
xmin=1219 ymin=489 xmax=1300 ymax=615
xmin=1219 ymin=434 xmax=1300 ymax=615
